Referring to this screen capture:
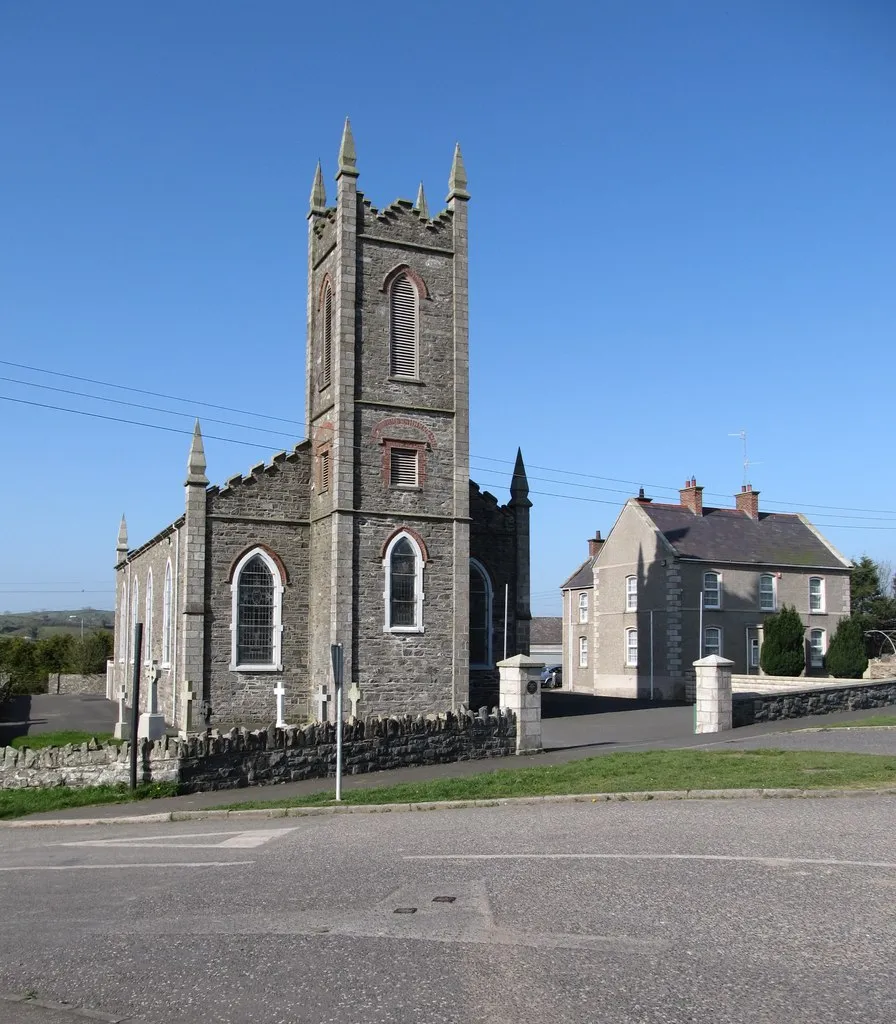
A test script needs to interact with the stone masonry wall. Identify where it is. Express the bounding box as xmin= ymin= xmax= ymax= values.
xmin=0 ymin=707 xmax=515 ymax=792
xmin=733 ymin=680 xmax=896 ymax=727
xmin=54 ymin=674 xmax=106 ymax=696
